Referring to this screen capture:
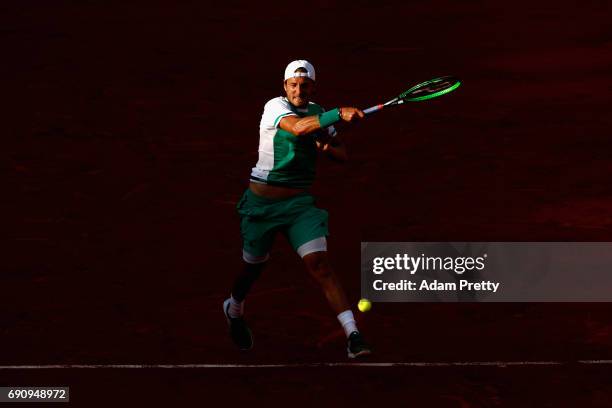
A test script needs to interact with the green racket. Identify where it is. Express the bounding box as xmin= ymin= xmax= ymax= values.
xmin=363 ymin=76 xmax=461 ymax=115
